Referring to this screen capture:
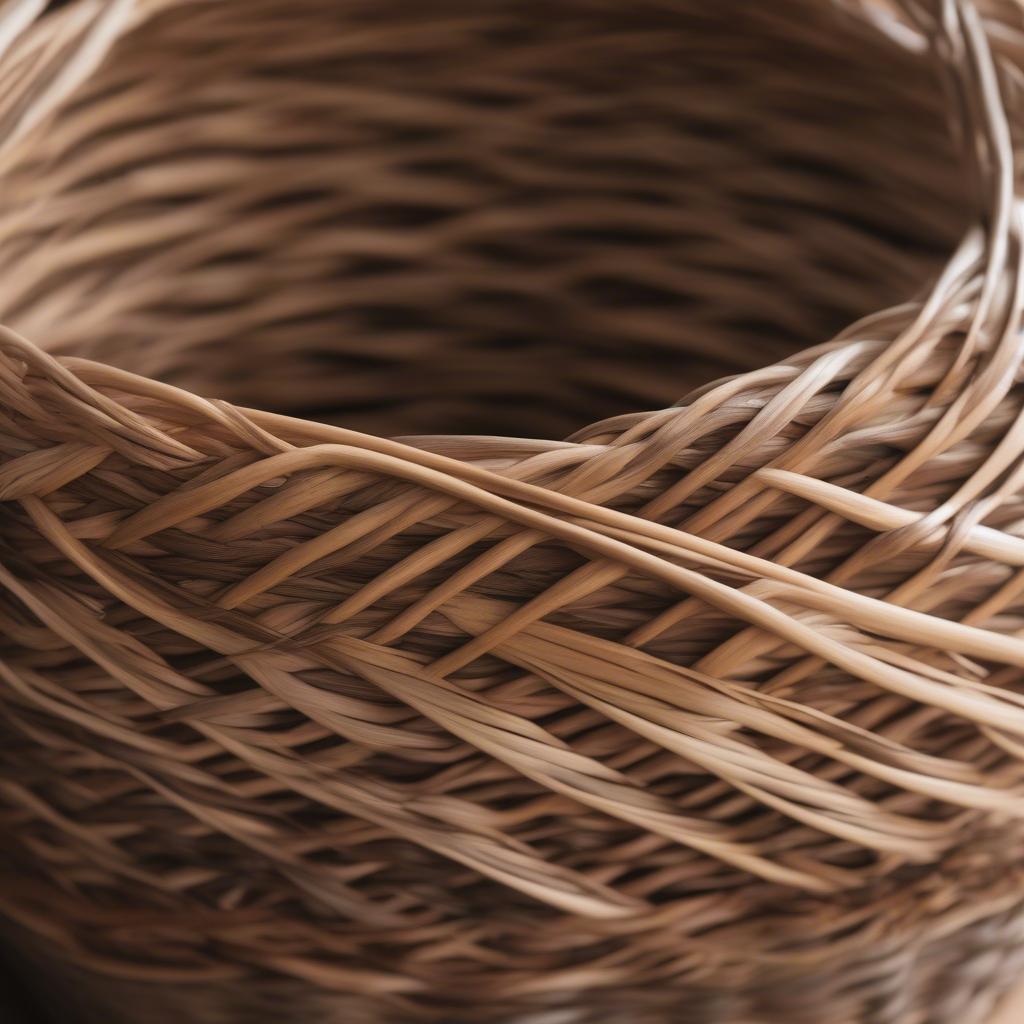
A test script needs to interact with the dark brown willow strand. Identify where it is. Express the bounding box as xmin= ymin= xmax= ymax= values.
xmin=1 ymin=0 xmax=1024 ymax=1023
